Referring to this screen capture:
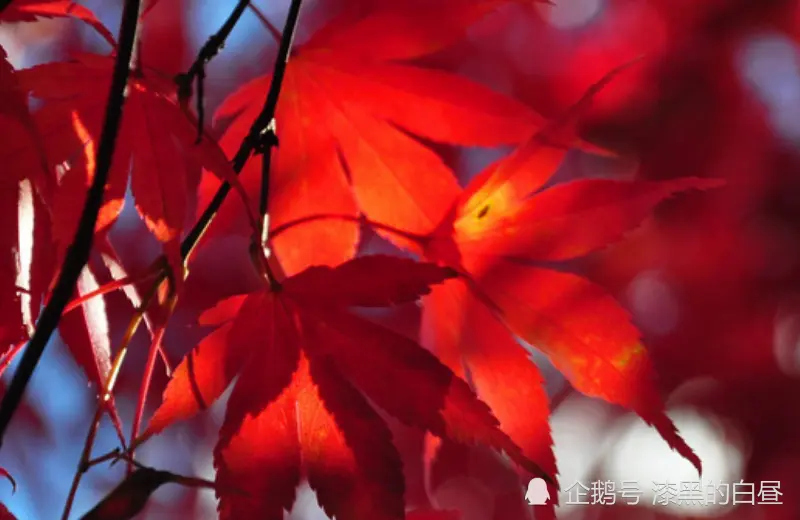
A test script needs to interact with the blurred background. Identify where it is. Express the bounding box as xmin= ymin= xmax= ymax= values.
xmin=2 ymin=0 xmax=800 ymax=518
